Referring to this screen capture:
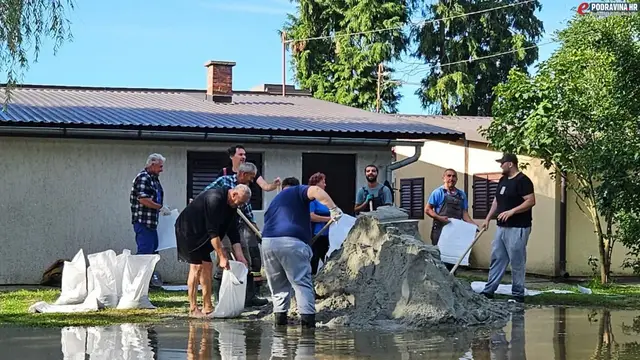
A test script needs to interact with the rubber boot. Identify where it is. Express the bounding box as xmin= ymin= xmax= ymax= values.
xmin=274 ymin=312 xmax=288 ymax=326
xmin=213 ymin=276 xmax=222 ymax=304
xmin=300 ymin=314 xmax=316 ymax=328
xmin=245 ymin=273 xmax=269 ymax=307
